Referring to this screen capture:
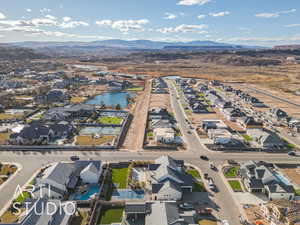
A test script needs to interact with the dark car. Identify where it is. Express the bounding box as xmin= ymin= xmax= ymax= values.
xmin=200 ymin=155 xmax=209 ymax=160
xmin=288 ymin=151 xmax=297 ymax=156
xmin=70 ymin=155 xmax=80 ymax=161
xmin=204 ymin=173 xmax=209 ymax=179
